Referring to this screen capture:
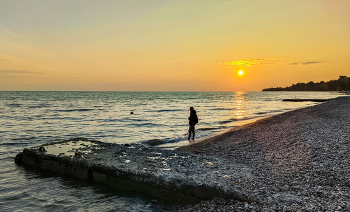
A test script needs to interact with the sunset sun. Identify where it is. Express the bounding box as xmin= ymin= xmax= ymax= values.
xmin=238 ymin=70 xmax=244 ymax=76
